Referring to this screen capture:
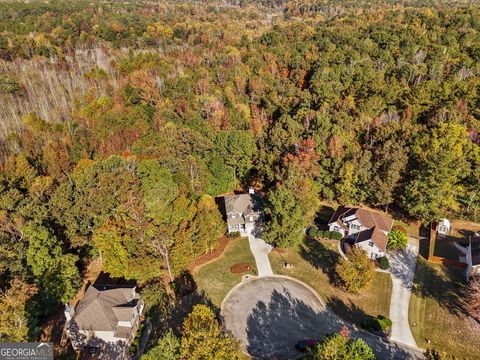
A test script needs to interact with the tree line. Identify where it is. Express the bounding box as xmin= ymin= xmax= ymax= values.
xmin=1 ymin=0 xmax=480 ymax=348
